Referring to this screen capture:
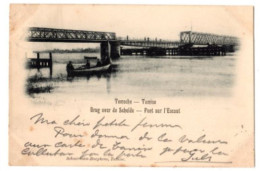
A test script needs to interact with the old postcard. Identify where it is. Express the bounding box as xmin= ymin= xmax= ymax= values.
xmin=9 ymin=4 xmax=254 ymax=167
